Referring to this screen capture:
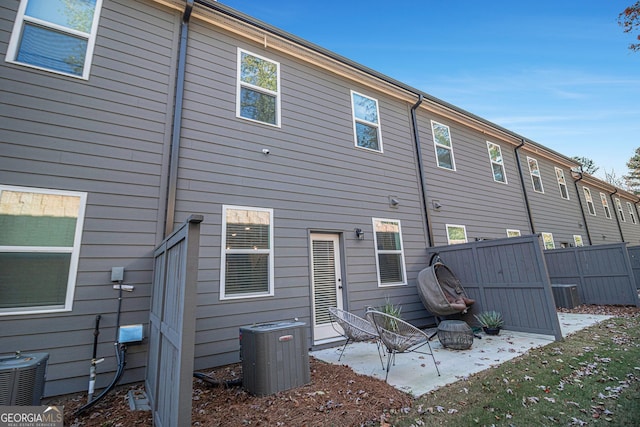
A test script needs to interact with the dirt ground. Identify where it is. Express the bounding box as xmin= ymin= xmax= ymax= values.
xmin=54 ymin=304 xmax=639 ymax=427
